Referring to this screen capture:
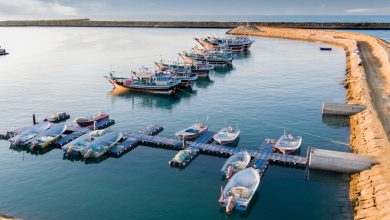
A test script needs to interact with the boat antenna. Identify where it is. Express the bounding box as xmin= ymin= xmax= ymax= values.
xmin=224 ymin=119 xmax=227 ymax=128
xmin=206 ymin=115 xmax=209 ymax=123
